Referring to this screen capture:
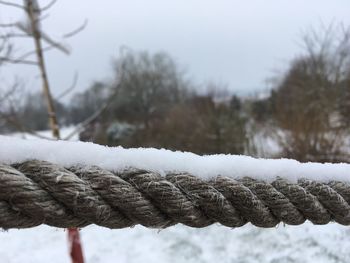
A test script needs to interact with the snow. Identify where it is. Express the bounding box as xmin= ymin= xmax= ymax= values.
xmin=1 ymin=223 xmax=350 ymax=263
xmin=8 ymin=126 xmax=79 ymax=141
xmin=1 ymin=135 xmax=350 ymax=183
